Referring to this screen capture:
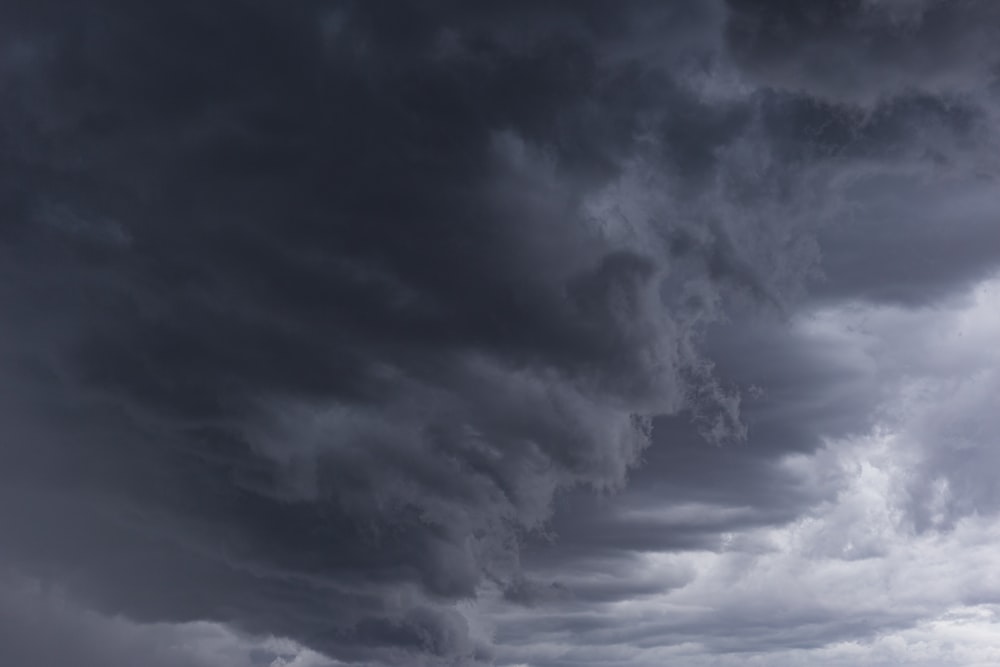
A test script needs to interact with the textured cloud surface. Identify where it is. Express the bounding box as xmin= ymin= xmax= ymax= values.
xmin=2 ymin=1 xmax=1000 ymax=665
